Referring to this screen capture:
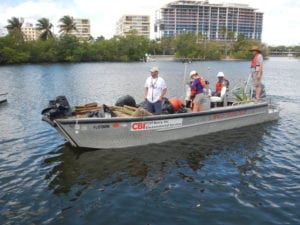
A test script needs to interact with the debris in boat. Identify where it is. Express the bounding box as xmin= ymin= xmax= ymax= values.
xmin=109 ymin=105 xmax=153 ymax=117
xmin=115 ymin=95 xmax=136 ymax=107
xmin=73 ymin=103 xmax=100 ymax=115
xmin=41 ymin=95 xmax=189 ymax=121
